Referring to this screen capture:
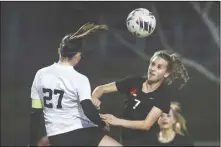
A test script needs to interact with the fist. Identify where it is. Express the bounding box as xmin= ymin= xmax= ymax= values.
xmin=91 ymin=98 xmax=101 ymax=110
